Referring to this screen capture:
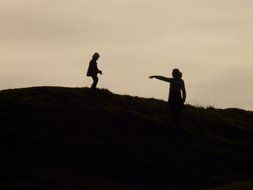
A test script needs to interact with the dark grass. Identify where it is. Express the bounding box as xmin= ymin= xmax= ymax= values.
xmin=1 ymin=86 xmax=253 ymax=190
